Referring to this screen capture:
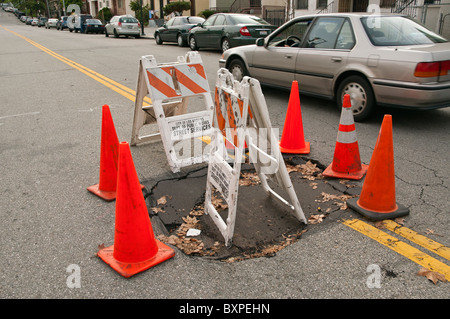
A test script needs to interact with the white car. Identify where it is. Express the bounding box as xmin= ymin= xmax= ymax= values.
xmin=45 ymin=18 xmax=58 ymax=29
xmin=105 ymin=15 xmax=140 ymax=38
